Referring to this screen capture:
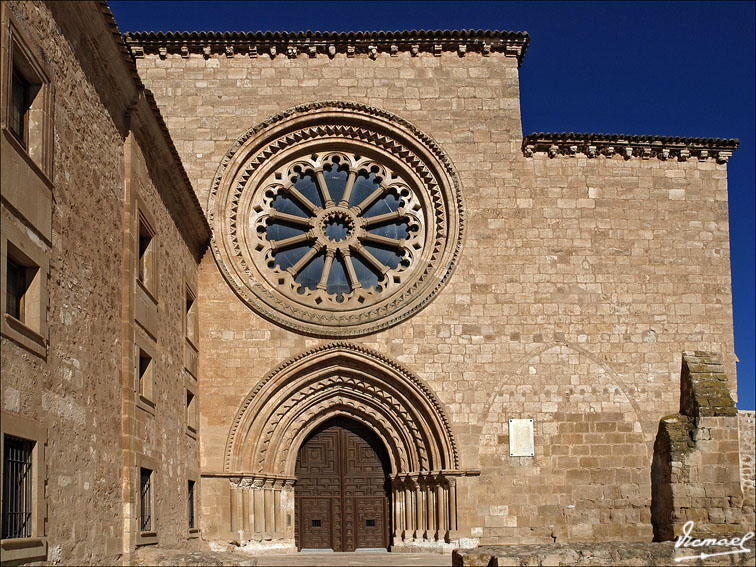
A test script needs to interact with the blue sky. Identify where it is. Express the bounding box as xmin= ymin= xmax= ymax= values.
xmin=109 ymin=1 xmax=755 ymax=410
